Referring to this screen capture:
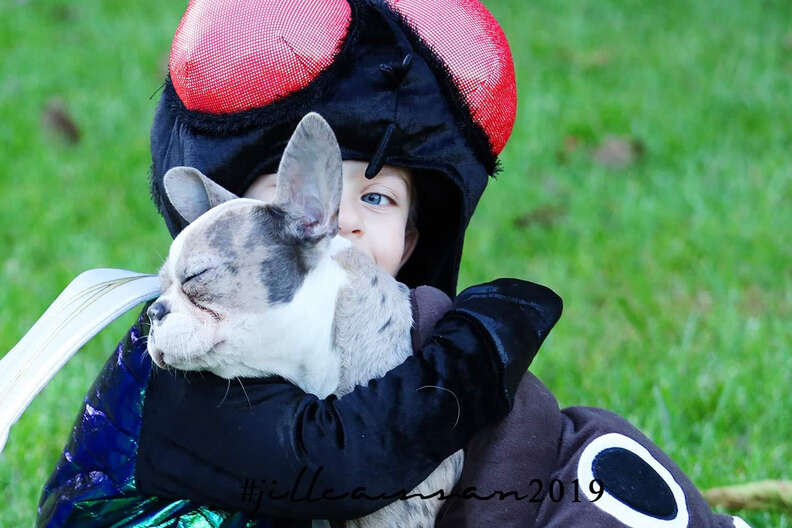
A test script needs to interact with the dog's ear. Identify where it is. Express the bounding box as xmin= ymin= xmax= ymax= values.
xmin=274 ymin=112 xmax=343 ymax=239
xmin=163 ymin=166 xmax=239 ymax=223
